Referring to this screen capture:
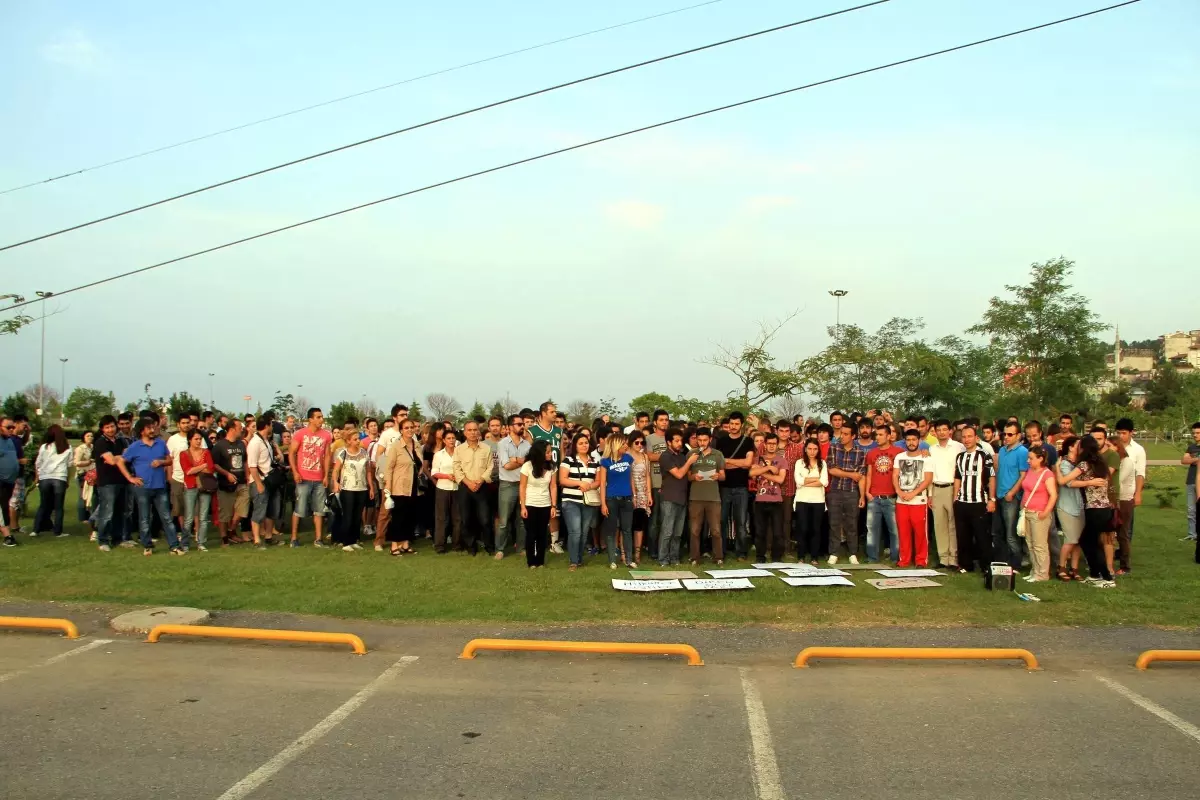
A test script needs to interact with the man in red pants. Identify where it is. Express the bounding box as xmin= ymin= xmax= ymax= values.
xmin=892 ymin=429 xmax=933 ymax=567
